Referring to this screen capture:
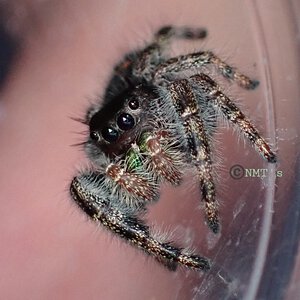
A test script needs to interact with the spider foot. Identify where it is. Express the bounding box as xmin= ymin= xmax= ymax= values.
xmin=155 ymin=242 xmax=211 ymax=271
xmin=204 ymin=201 xmax=220 ymax=234
xmin=178 ymin=253 xmax=211 ymax=271
xmin=248 ymin=79 xmax=260 ymax=90
xmin=206 ymin=216 xmax=220 ymax=234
